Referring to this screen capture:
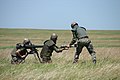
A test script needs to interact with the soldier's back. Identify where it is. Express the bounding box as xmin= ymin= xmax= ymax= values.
xmin=40 ymin=40 xmax=55 ymax=57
